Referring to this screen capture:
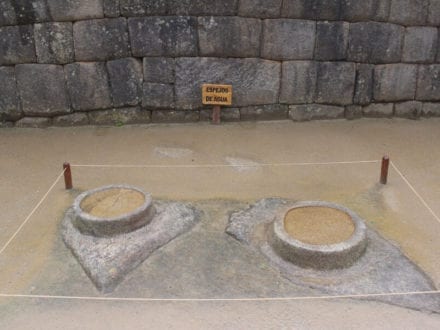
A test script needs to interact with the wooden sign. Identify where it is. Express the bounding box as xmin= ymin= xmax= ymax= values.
xmin=202 ymin=84 xmax=233 ymax=106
